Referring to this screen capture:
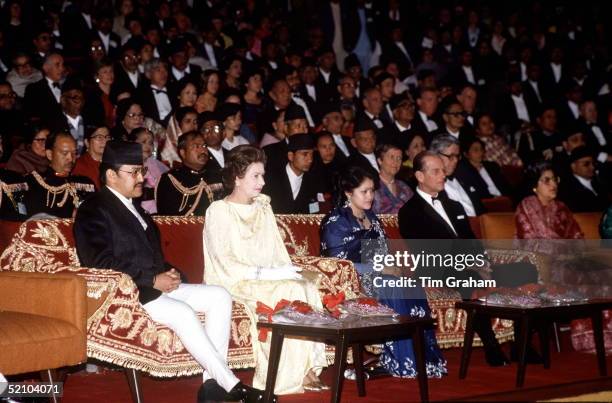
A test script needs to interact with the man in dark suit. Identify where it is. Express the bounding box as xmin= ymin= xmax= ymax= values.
xmin=430 ymin=134 xmax=485 ymax=216
xmin=23 ymin=53 xmax=65 ymax=125
xmin=138 ymin=59 xmax=174 ymax=125
xmin=200 ymin=111 xmax=228 ymax=185
xmin=298 ymin=58 xmax=326 ymax=124
xmin=263 ymin=133 xmax=320 ymax=214
xmin=320 ymin=103 xmax=353 ymax=161
xmin=93 ymin=11 xmax=121 ymax=60
xmin=59 ymin=0 xmax=94 ymax=57
xmin=346 ymin=116 xmax=380 ymax=178
xmin=399 ymin=151 xmax=538 ymax=366
xmin=386 ymin=92 xmax=417 ymax=150
xmin=167 ymin=39 xmax=203 ymax=87
xmin=111 ymin=44 xmax=146 ymax=100
xmin=559 ymin=146 xmax=609 ymax=212
xmin=434 ymin=98 xmax=472 ymax=144
xmin=358 ymin=87 xmax=394 ymax=144
xmin=74 ymin=141 xmax=265 ymax=402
